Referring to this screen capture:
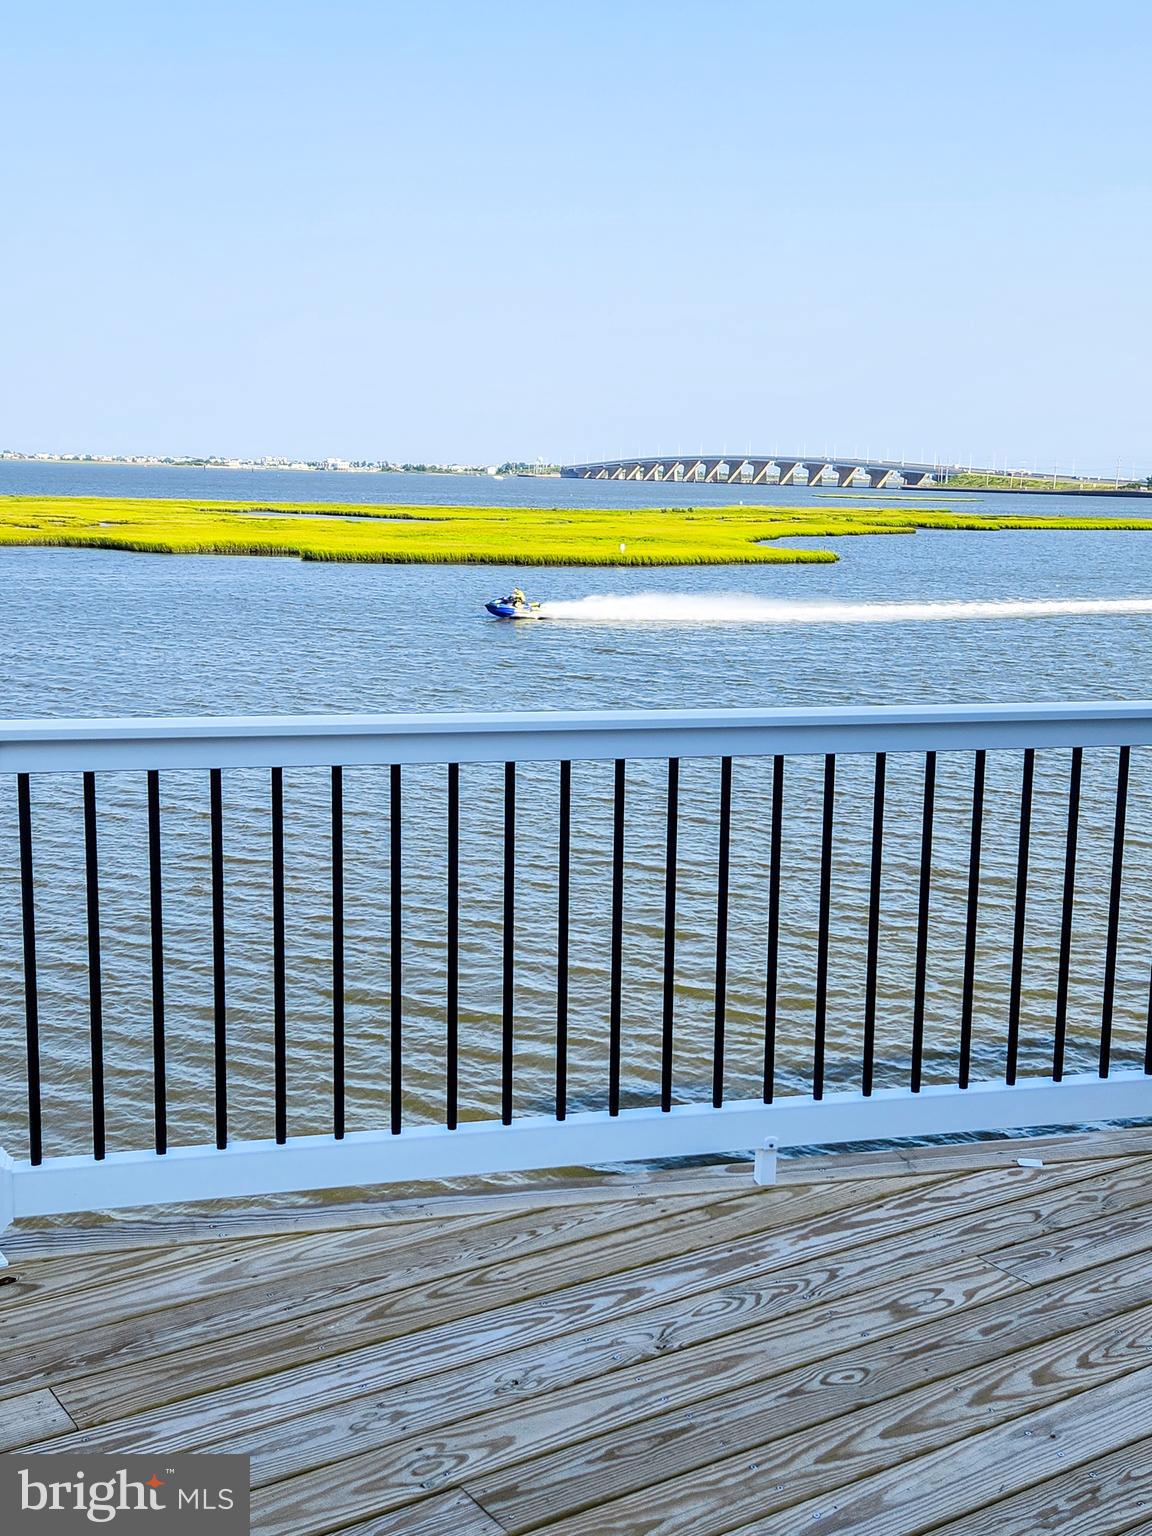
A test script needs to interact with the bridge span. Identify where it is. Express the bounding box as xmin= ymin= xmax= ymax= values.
xmin=561 ymin=453 xmax=969 ymax=489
